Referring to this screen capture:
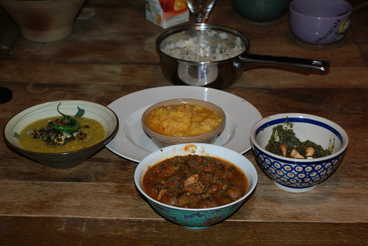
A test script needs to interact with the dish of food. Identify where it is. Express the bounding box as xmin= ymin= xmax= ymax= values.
xmin=142 ymin=154 xmax=248 ymax=209
xmin=134 ymin=143 xmax=258 ymax=228
xmin=265 ymin=122 xmax=333 ymax=159
xmin=160 ymin=29 xmax=245 ymax=62
xmin=4 ymin=100 xmax=119 ymax=168
xmin=250 ymin=113 xmax=349 ymax=192
xmin=17 ymin=103 xmax=105 ymax=153
xmin=143 ymin=103 xmax=223 ymax=137
xmin=141 ymin=98 xmax=226 ymax=147
xmin=106 ymin=86 xmax=262 ymax=162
